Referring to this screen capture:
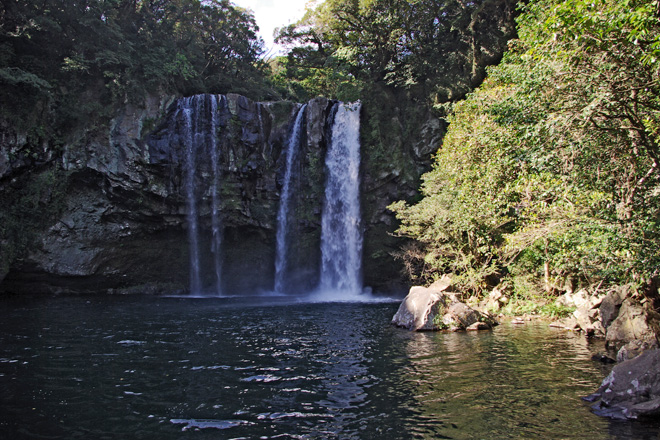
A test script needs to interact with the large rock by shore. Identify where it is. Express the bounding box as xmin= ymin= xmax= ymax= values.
xmin=546 ymin=284 xmax=660 ymax=420
xmin=585 ymin=349 xmax=660 ymax=419
xmin=391 ymin=277 xmax=497 ymax=331
xmin=550 ymin=287 xmax=659 ymax=352
xmin=606 ymin=298 xmax=659 ymax=349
